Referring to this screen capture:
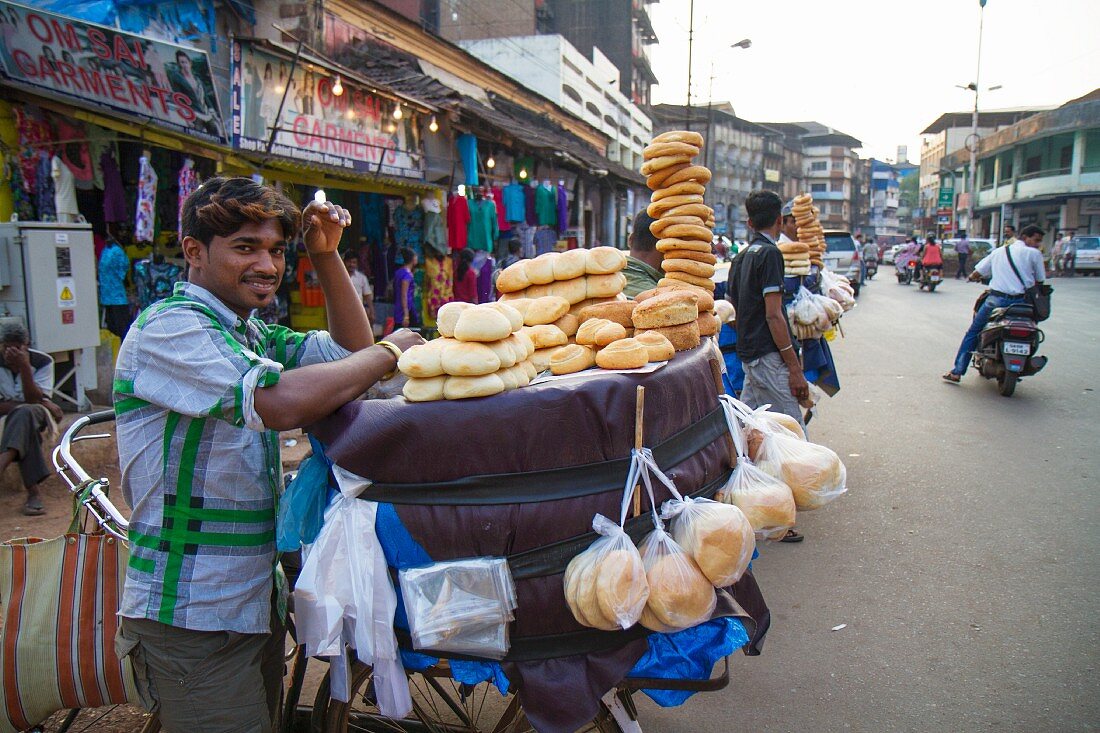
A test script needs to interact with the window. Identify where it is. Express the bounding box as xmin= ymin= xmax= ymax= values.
xmin=830 ymin=181 xmax=844 ymax=192
xmin=811 ymin=183 xmax=827 ymax=193
xmin=811 ymin=161 xmax=827 ymax=172
xmin=586 ymin=102 xmax=601 ymax=118
xmin=562 ymin=84 xmax=582 ymax=104
xmin=832 ymin=160 xmax=845 ymax=171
